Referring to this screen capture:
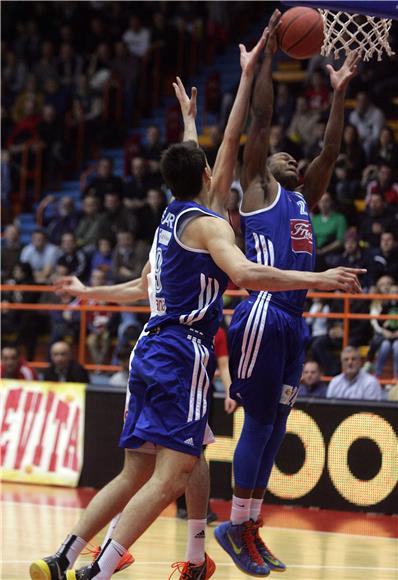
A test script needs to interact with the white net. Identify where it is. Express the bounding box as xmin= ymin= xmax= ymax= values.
xmin=319 ymin=9 xmax=395 ymax=61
